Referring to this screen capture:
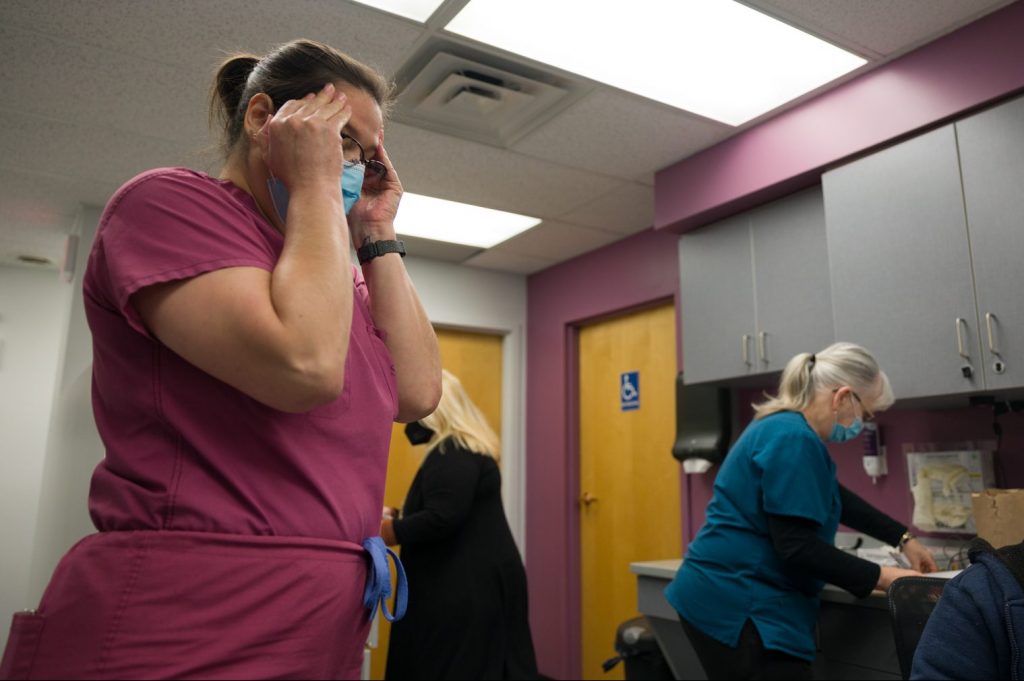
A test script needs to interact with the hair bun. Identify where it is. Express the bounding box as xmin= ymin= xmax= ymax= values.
xmin=213 ymin=54 xmax=260 ymax=119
